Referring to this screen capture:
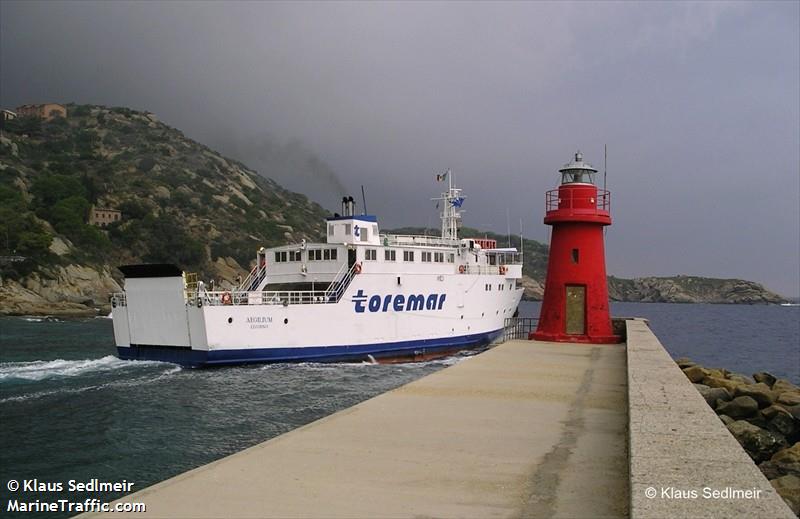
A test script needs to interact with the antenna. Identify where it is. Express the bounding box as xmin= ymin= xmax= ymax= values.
xmin=604 ymin=145 xmax=609 ymax=238
xmin=360 ymin=185 xmax=368 ymax=215
xmin=506 ymin=208 xmax=511 ymax=248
